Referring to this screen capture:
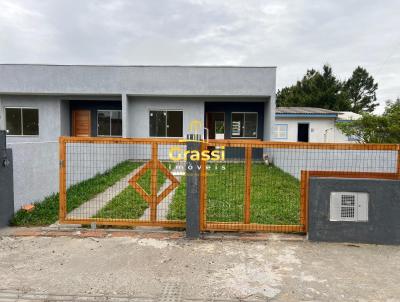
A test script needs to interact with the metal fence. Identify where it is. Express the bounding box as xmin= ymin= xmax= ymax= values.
xmin=59 ymin=137 xmax=186 ymax=227
xmin=199 ymin=140 xmax=399 ymax=233
xmin=59 ymin=136 xmax=400 ymax=233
